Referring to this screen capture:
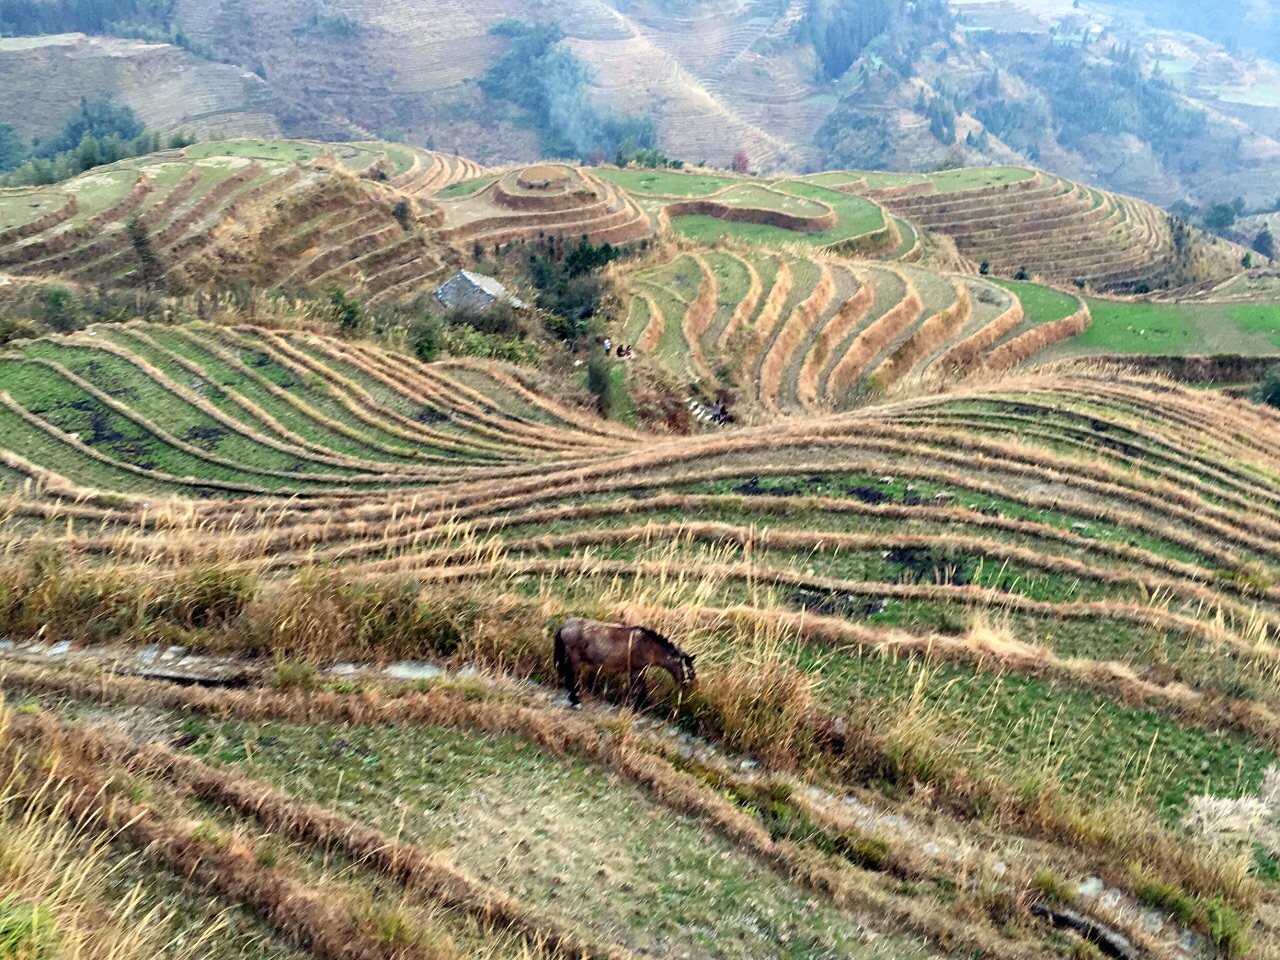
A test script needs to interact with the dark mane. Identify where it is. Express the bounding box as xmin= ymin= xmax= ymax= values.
xmin=634 ymin=626 xmax=685 ymax=656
